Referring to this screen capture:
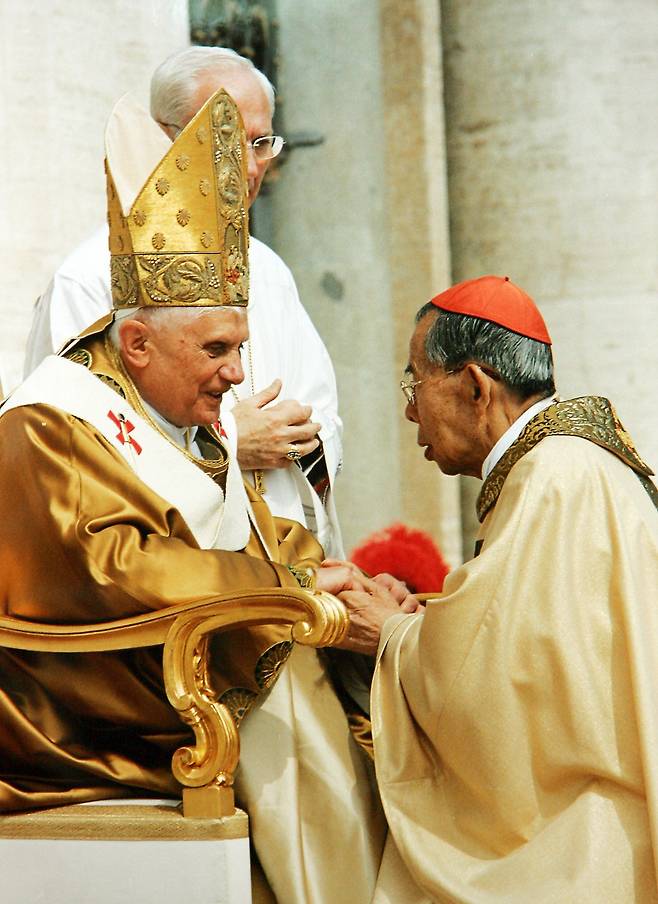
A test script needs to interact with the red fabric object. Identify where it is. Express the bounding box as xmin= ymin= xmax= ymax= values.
xmin=430 ymin=275 xmax=552 ymax=345
xmin=350 ymin=523 xmax=450 ymax=594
